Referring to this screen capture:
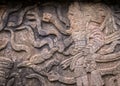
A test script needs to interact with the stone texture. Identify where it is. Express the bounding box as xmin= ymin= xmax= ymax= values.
xmin=0 ymin=1 xmax=119 ymax=86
